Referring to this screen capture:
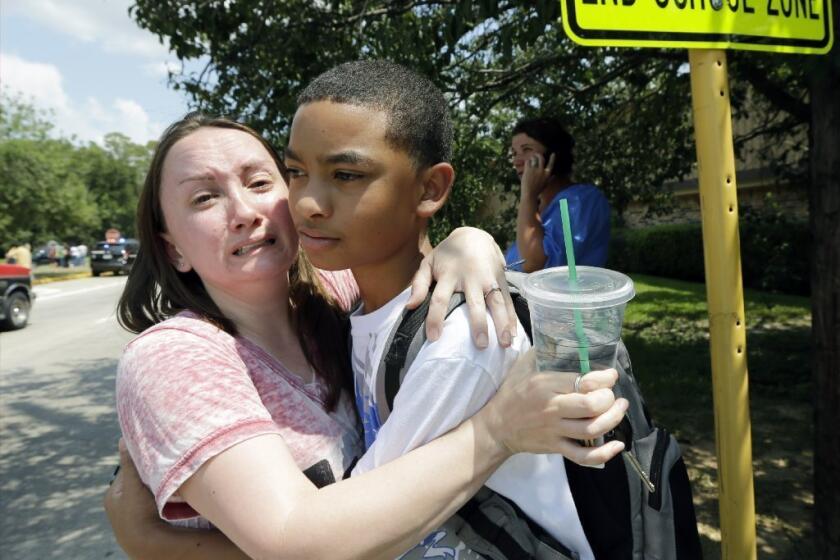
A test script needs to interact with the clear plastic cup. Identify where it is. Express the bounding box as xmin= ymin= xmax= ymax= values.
xmin=522 ymin=266 xmax=635 ymax=374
